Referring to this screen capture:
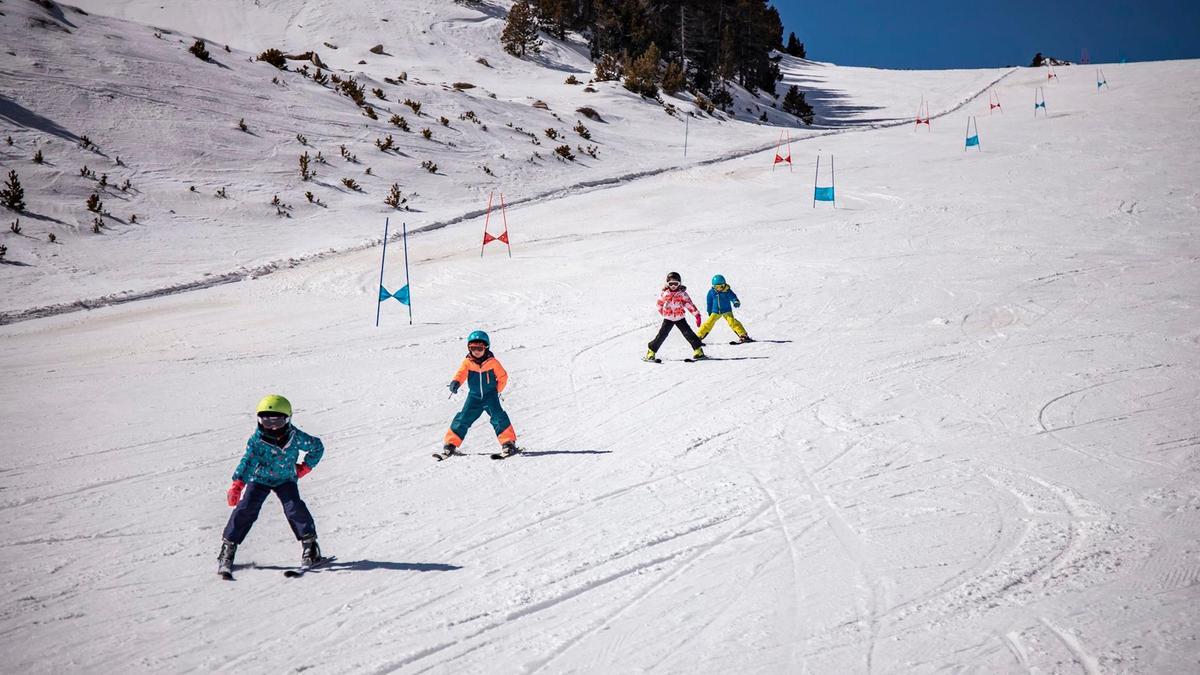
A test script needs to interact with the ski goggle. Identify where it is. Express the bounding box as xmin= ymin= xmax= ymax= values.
xmin=714 ymin=283 xmax=728 ymax=291
xmin=257 ymin=413 xmax=290 ymax=430
xmin=468 ymin=343 xmax=487 ymax=352
xmin=666 ymin=280 xmax=680 ymax=288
